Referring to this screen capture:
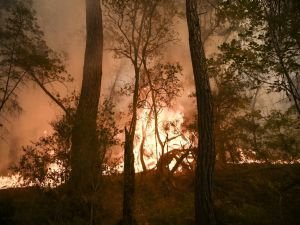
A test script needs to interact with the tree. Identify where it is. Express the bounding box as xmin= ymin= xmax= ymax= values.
xmin=217 ymin=0 xmax=300 ymax=115
xmin=208 ymin=50 xmax=299 ymax=163
xmin=12 ymin=112 xmax=73 ymax=187
xmin=262 ymin=109 xmax=300 ymax=161
xmin=13 ymin=94 xmax=120 ymax=188
xmin=138 ymin=62 xmax=183 ymax=173
xmin=186 ymin=0 xmax=216 ymax=224
xmin=0 ymin=0 xmax=71 ymax=123
xmin=233 ymin=110 xmax=267 ymax=162
xmin=143 ymin=62 xmax=183 ymax=173
xmin=207 ymin=56 xmax=252 ymax=165
xmin=69 ymin=0 xmax=103 ymax=224
xmin=104 ymin=1 xmax=178 ymax=224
